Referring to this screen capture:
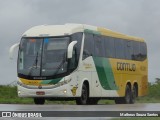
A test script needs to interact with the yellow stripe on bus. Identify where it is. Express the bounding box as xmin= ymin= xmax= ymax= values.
xmin=19 ymin=78 xmax=42 ymax=86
